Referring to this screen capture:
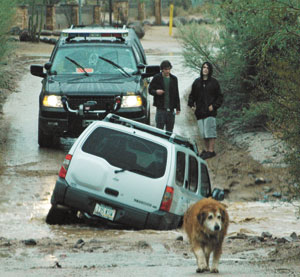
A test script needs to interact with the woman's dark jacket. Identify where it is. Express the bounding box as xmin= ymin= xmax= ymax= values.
xmin=149 ymin=72 xmax=181 ymax=111
xmin=188 ymin=76 xmax=223 ymax=120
